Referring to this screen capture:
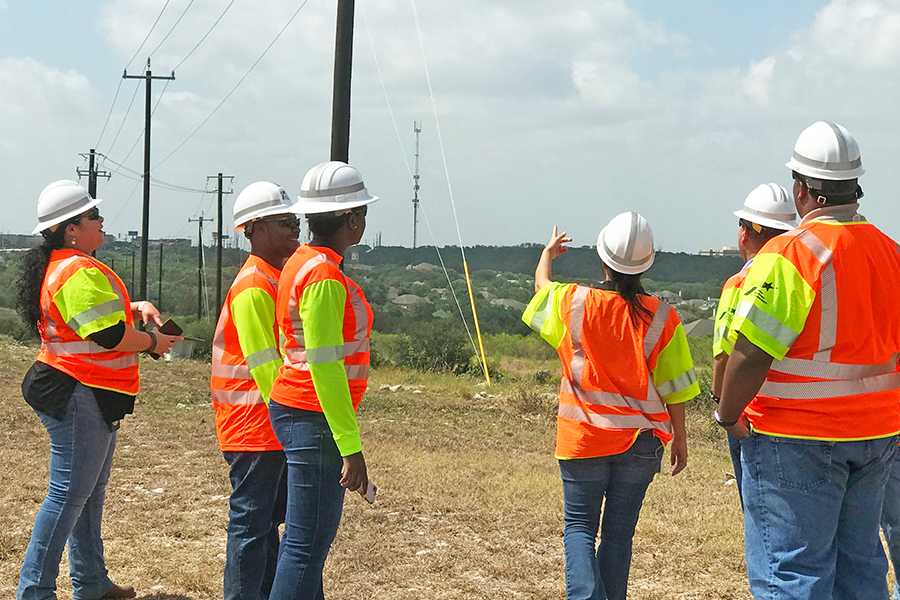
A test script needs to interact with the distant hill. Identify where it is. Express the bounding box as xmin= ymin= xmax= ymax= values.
xmin=356 ymin=245 xmax=744 ymax=284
